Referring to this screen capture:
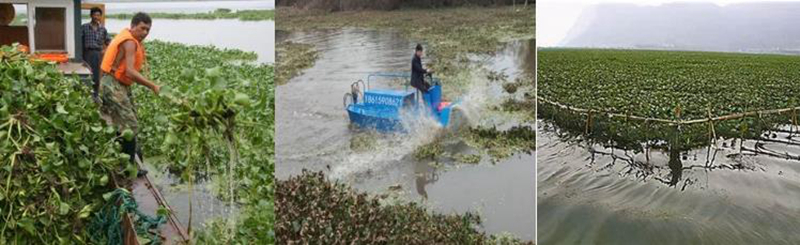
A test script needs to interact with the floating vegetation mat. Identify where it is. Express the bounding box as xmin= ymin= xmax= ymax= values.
xmin=463 ymin=125 xmax=536 ymax=159
xmin=276 ymin=41 xmax=319 ymax=85
xmin=276 ymin=170 xmax=532 ymax=244
xmin=539 ymin=48 xmax=800 ymax=150
xmin=410 ymin=124 xmax=535 ymax=163
xmin=279 ymin=6 xmax=534 ymax=93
